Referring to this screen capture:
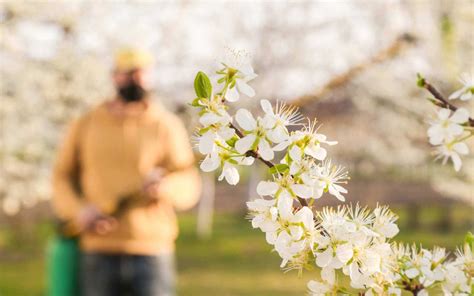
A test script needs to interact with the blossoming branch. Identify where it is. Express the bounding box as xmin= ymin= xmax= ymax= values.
xmin=191 ymin=51 xmax=473 ymax=295
xmin=417 ymin=73 xmax=473 ymax=171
